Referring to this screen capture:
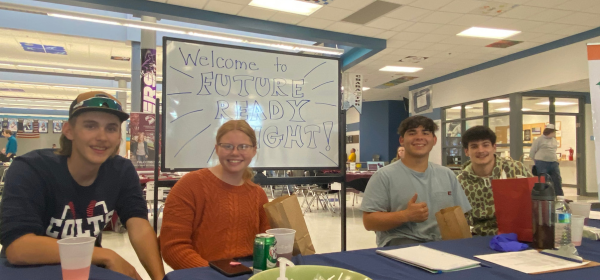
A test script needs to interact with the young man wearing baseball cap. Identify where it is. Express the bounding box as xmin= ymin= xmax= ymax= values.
xmin=0 ymin=92 xmax=165 ymax=280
